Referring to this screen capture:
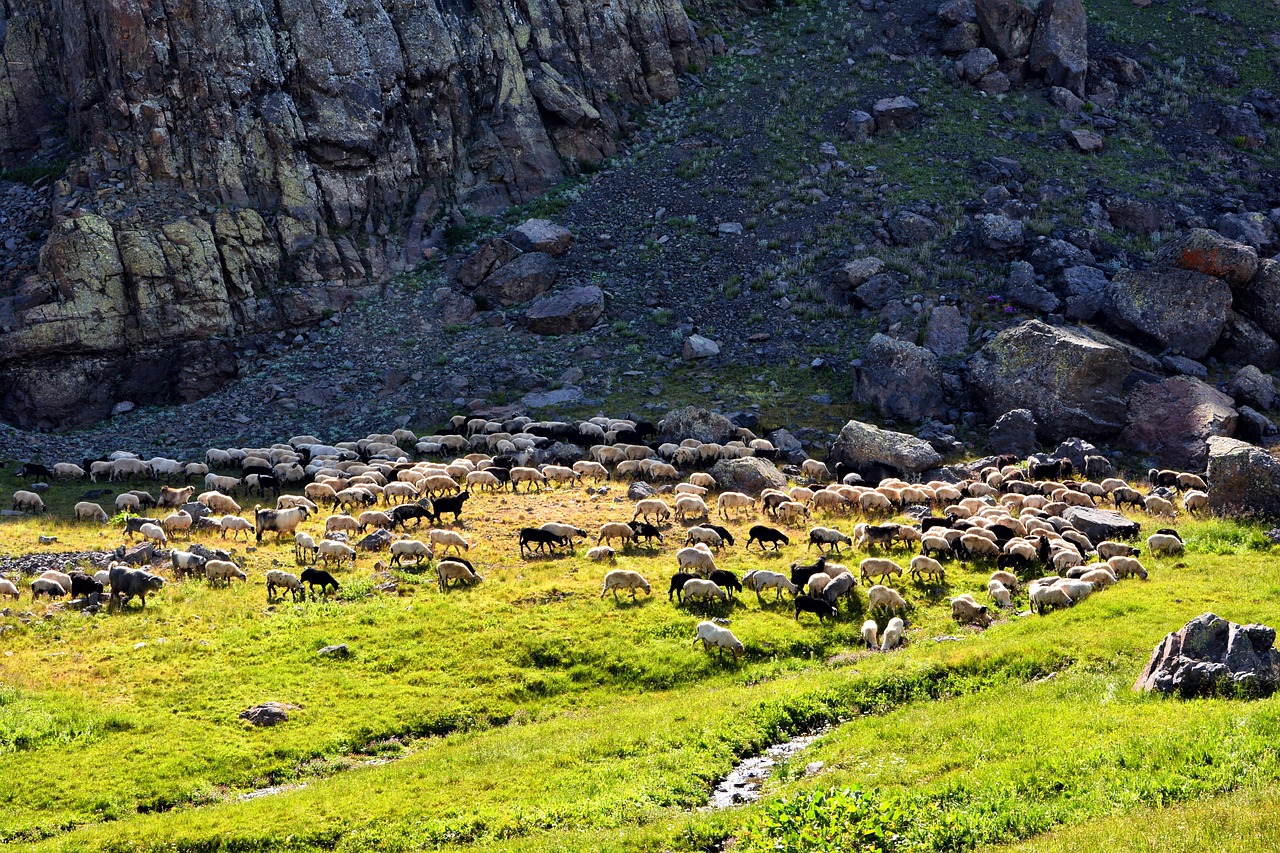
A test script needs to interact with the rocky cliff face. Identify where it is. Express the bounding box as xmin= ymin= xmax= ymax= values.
xmin=0 ymin=0 xmax=705 ymax=427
